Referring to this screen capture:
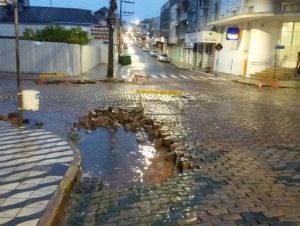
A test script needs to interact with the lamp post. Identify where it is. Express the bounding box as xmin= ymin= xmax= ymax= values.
xmin=0 ymin=0 xmax=23 ymax=127
xmin=107 ymin=0 xmax=116 ymax=78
